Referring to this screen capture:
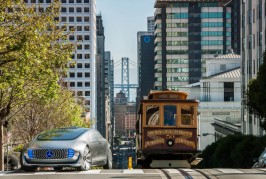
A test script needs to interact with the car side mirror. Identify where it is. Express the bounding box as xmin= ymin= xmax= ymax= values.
xmin=253 ymin=158 xmax=258 ymax=162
